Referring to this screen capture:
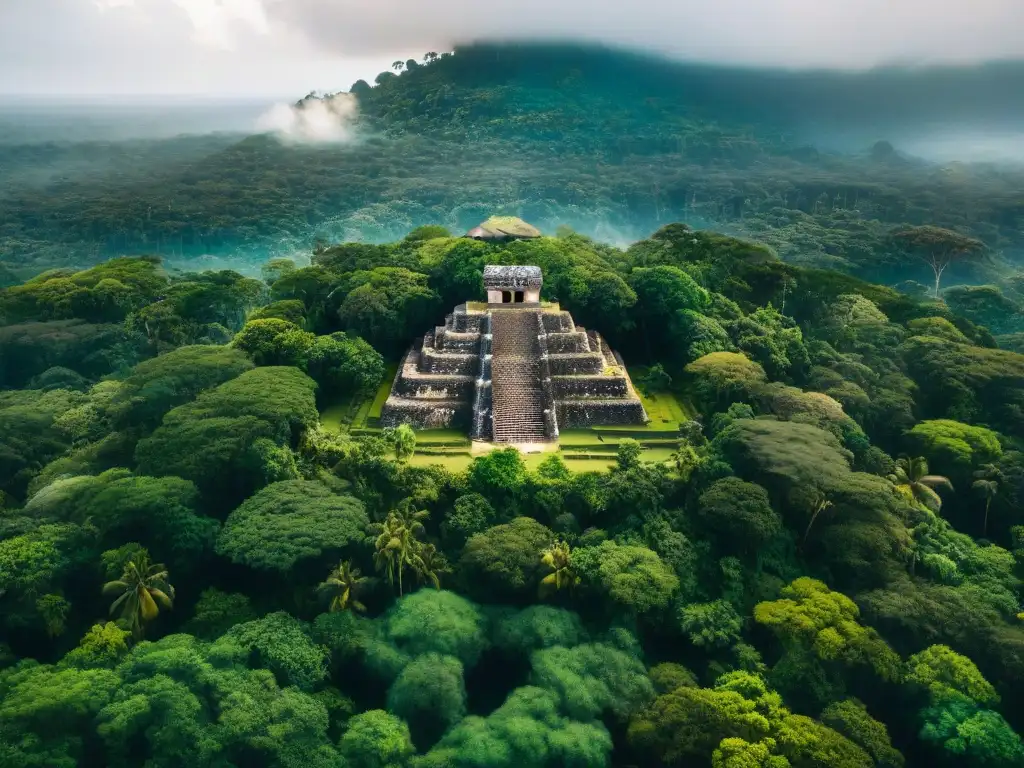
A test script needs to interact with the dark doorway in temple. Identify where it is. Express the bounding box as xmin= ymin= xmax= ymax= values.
xmin=514 ymin=291 xmax=525 ymax=303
